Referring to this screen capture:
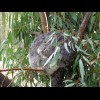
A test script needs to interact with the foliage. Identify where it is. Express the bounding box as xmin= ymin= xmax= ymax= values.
xmin=0 ymin=12 xmax=100 ymax=87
